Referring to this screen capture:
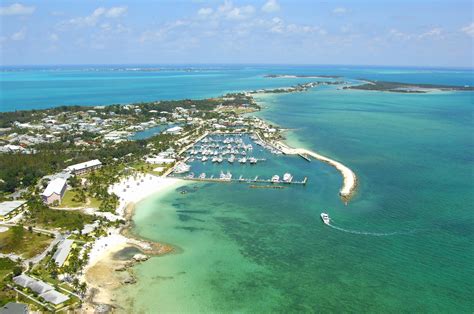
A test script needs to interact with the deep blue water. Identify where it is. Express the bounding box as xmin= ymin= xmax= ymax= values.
xmin=1 ymin=65 xmax=472 ymax=112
